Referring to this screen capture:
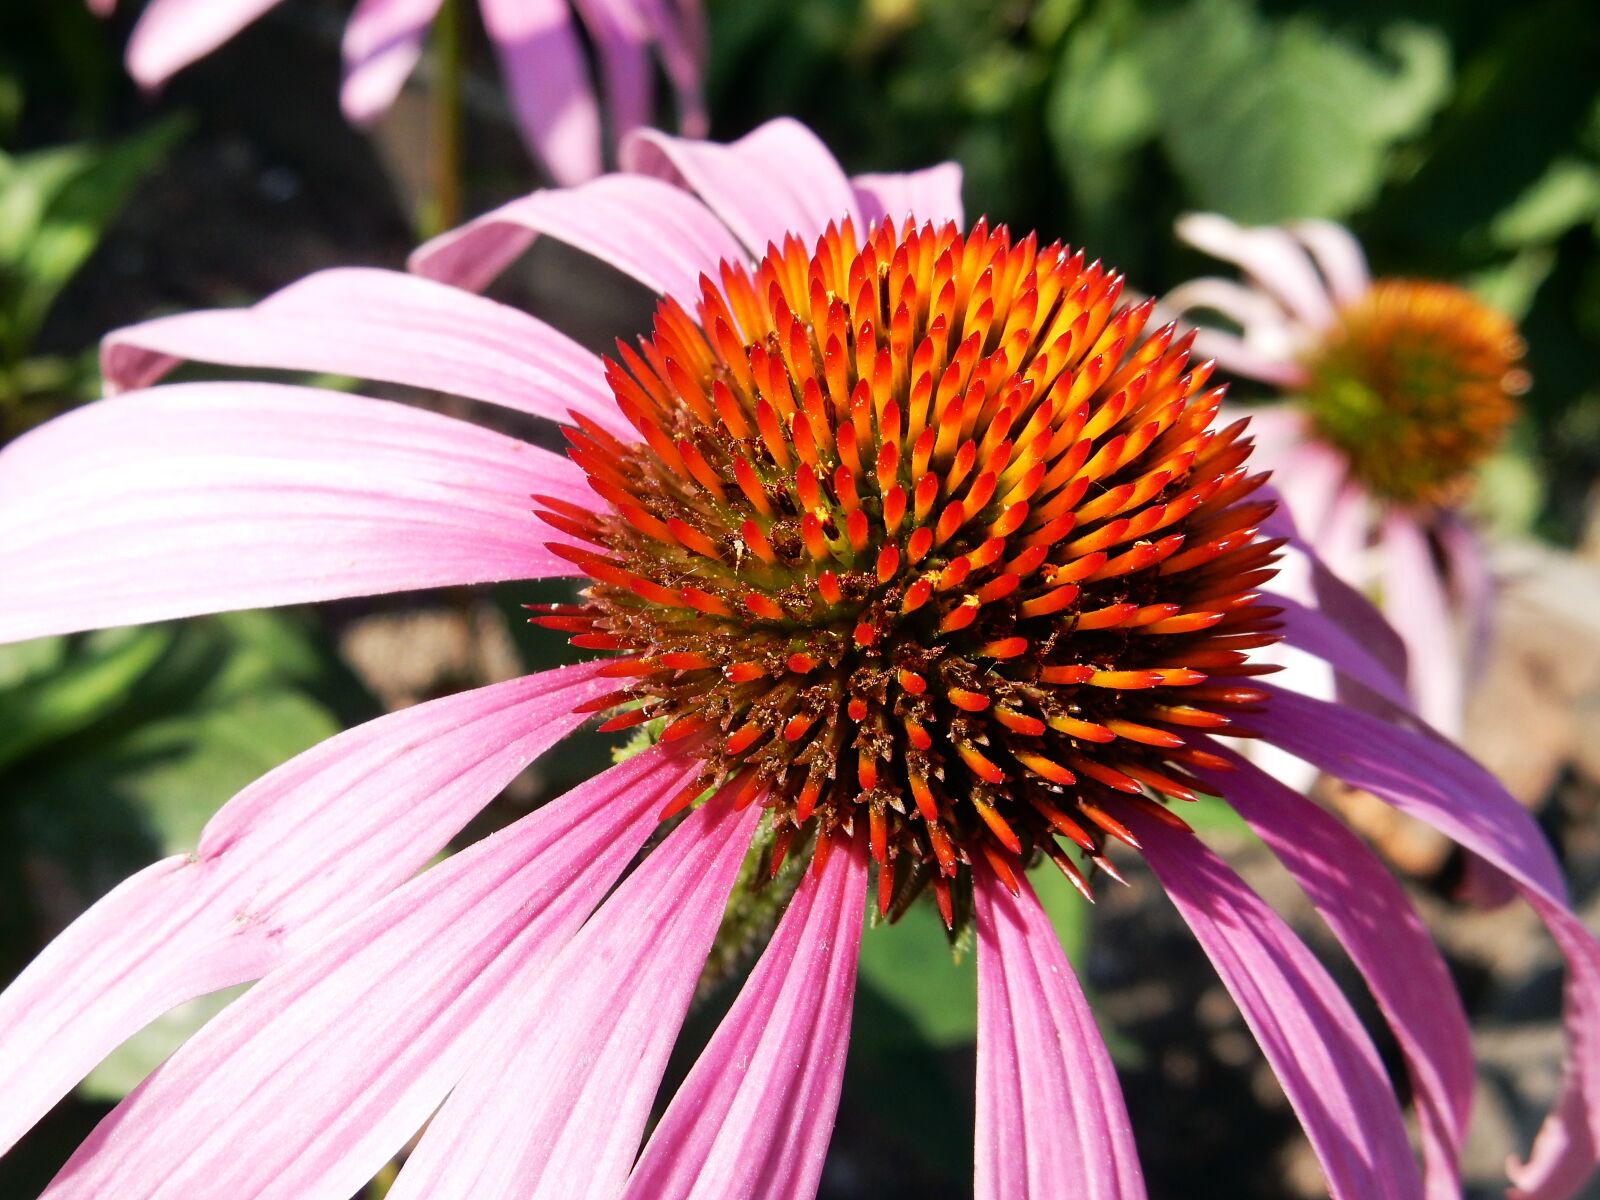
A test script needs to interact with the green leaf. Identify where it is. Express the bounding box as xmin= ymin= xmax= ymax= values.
xmin=0 ymin=116 xmax=186 ymax=359
xmin=1045 ymin=0 xmax=1161 ymax=256
xmin=1490 ymin=157 xmax=1600 ymax=249
xmin=0 ymin=626 xmax=172 ymax=773
xmin=1140 ymin=0 xmax=1451 ymax=222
